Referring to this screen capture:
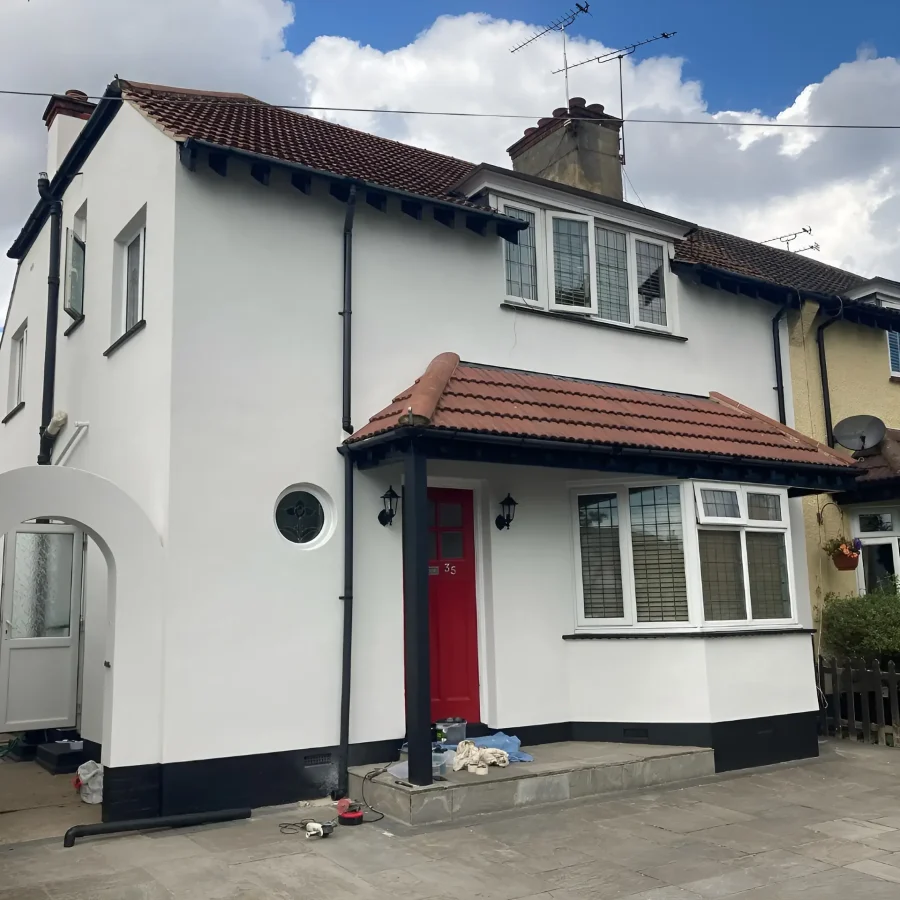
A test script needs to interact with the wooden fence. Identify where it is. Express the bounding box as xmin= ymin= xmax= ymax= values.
xmin=817 ymin=656 xmax=900 ymax=747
